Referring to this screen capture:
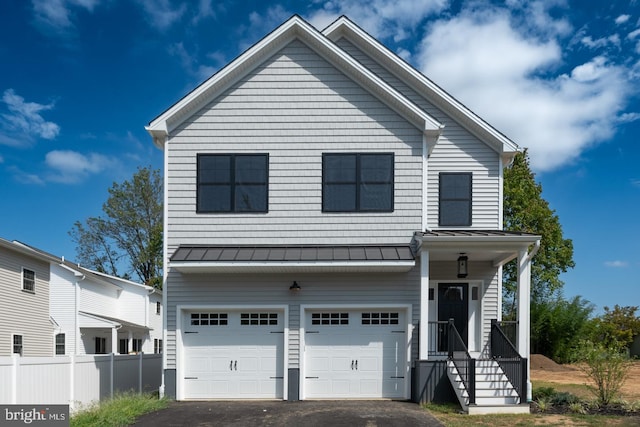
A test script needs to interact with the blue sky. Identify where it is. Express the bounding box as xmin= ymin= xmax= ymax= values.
xmin=1 ymin=0 xmax=638 ymax=313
